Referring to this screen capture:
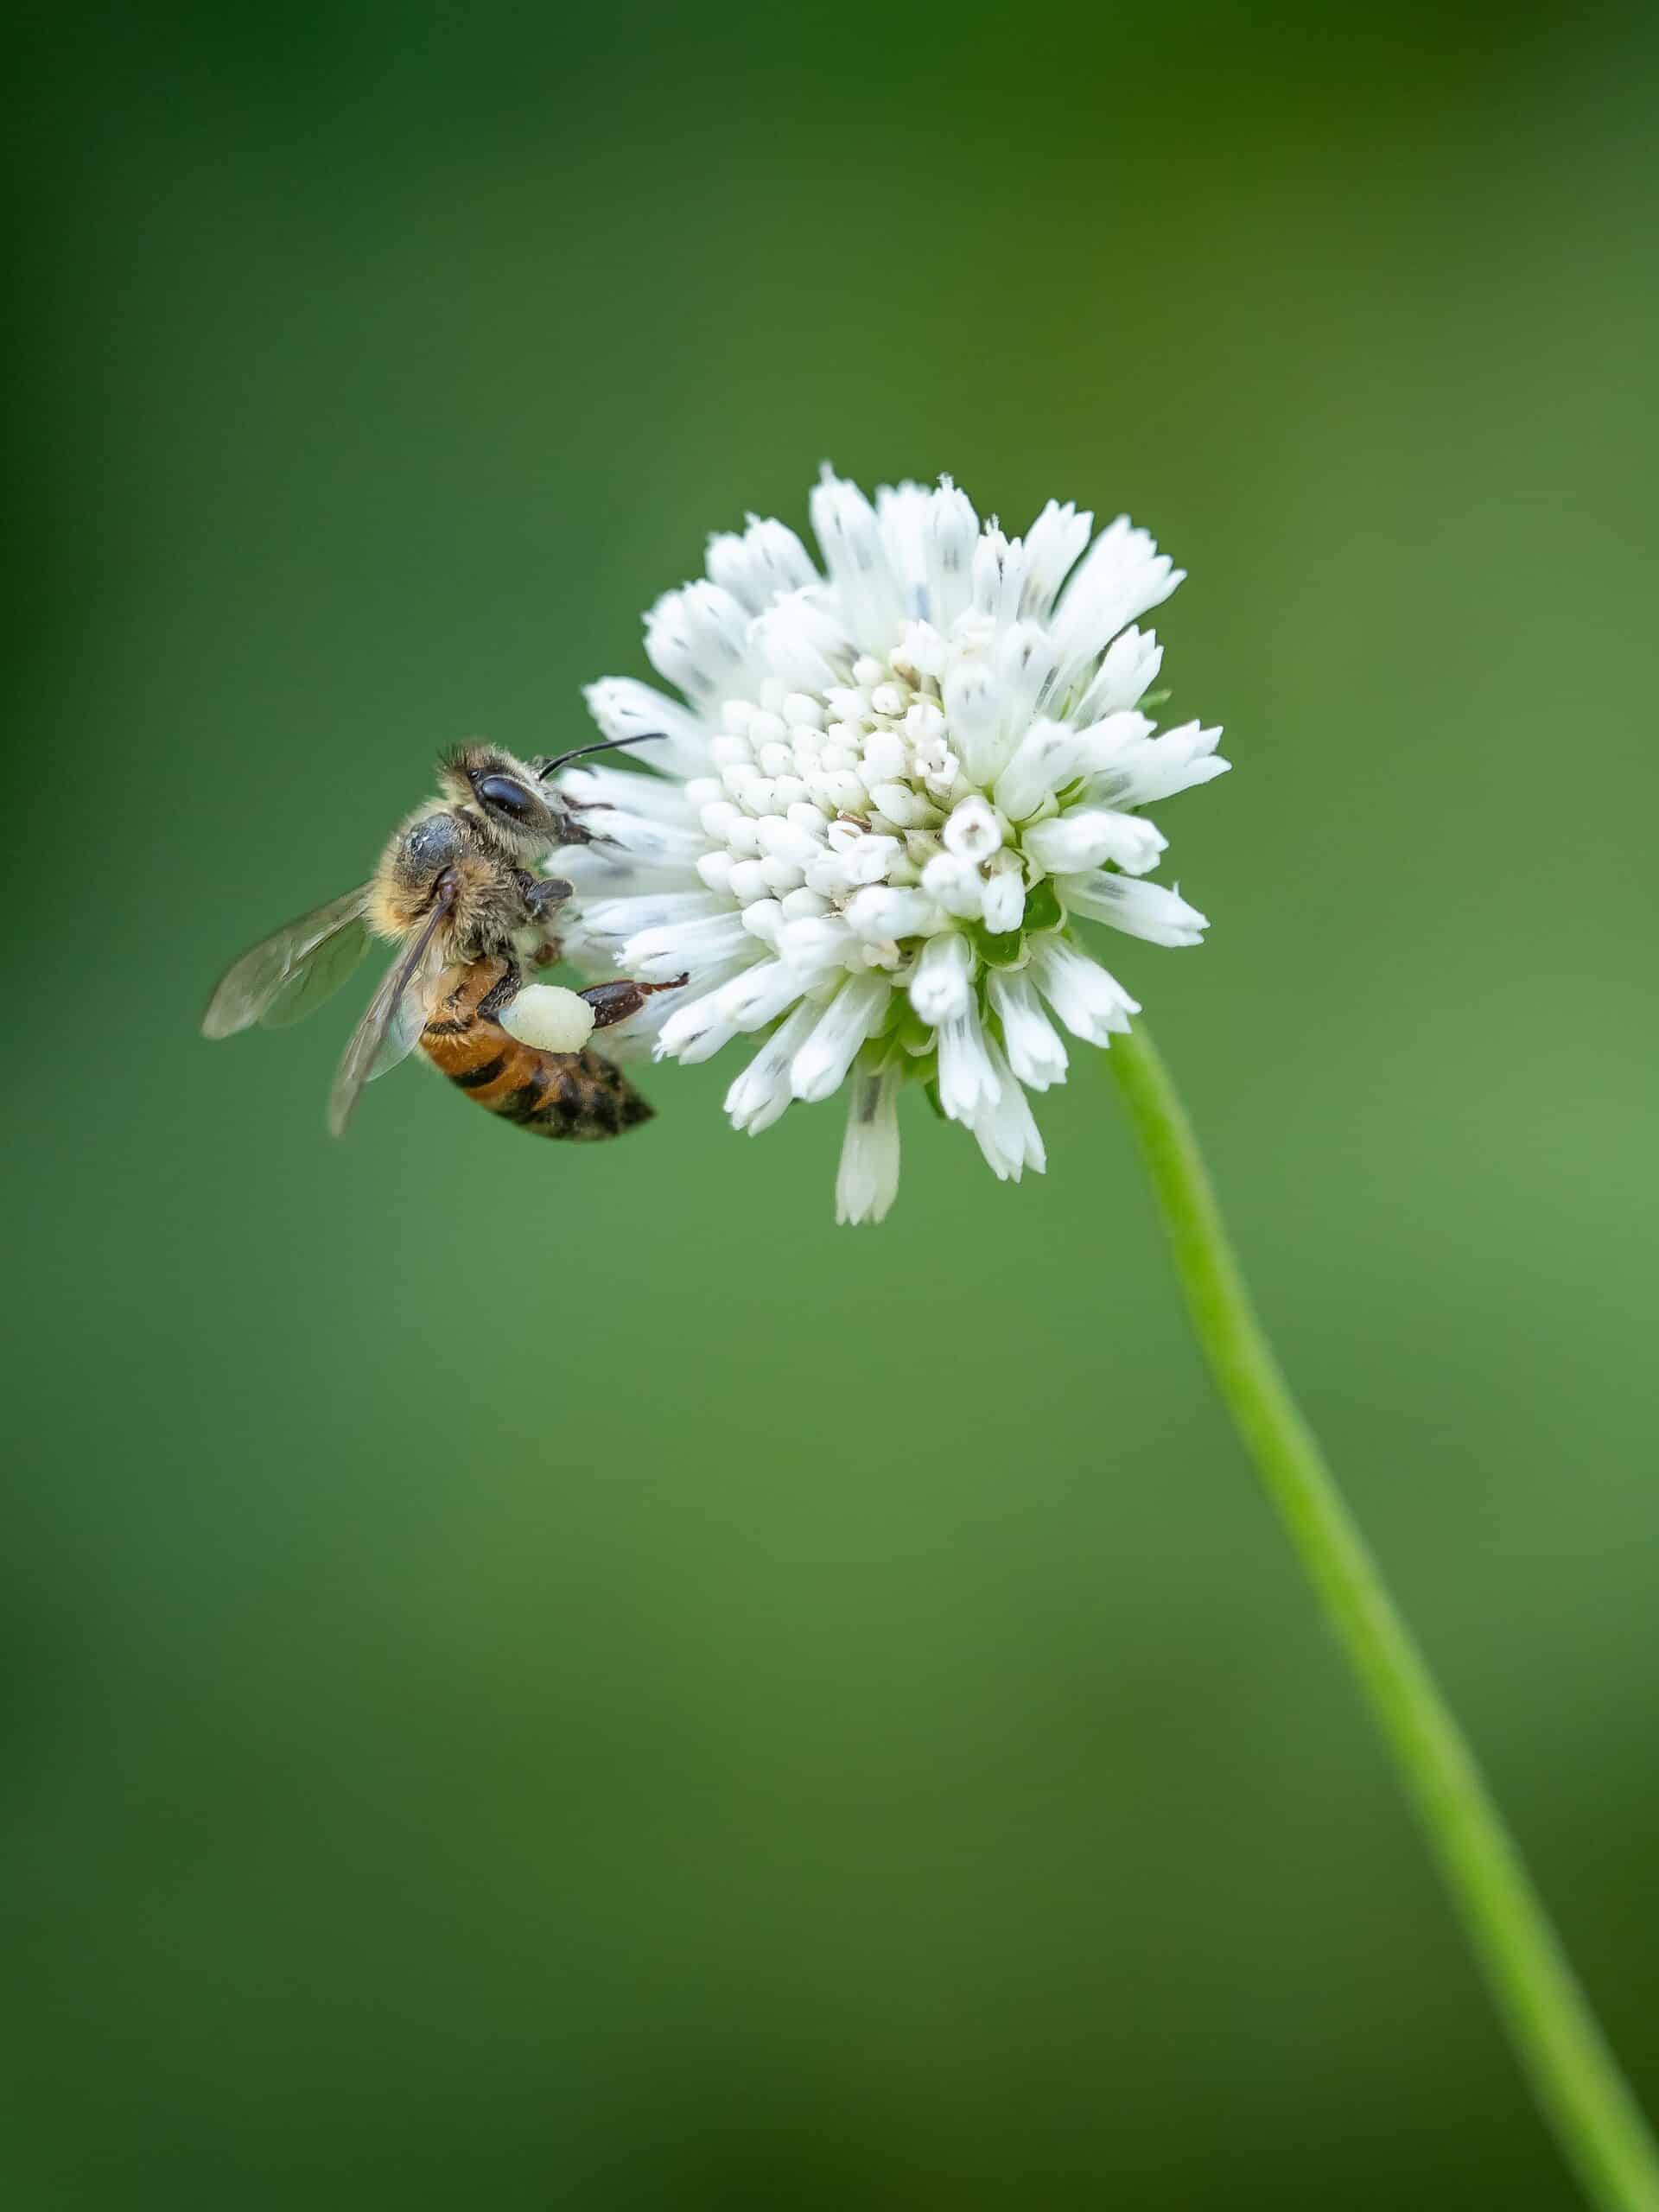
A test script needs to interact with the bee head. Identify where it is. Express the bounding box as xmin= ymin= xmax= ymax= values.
xmin=439 ymin=742 xmax=564 ymax=856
